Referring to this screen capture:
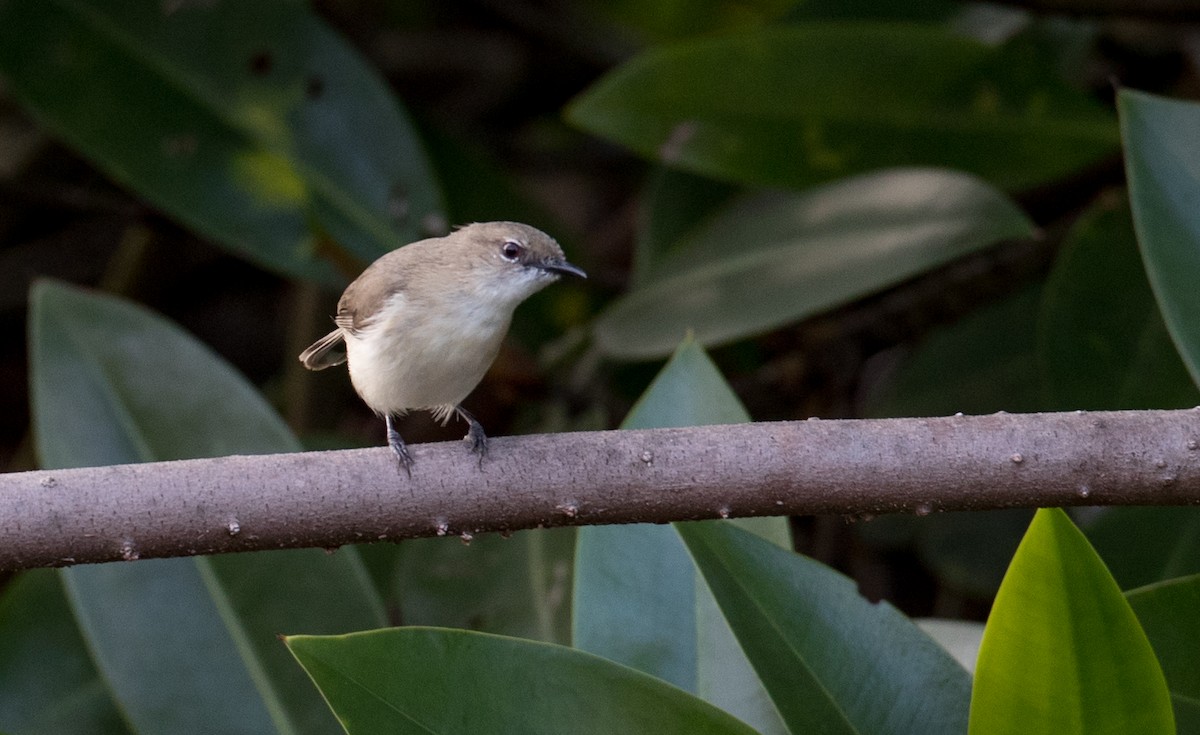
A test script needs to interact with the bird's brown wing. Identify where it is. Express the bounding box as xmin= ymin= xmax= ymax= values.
xmin=298 ymin=329 xmax=346 ymax=370
xmin=334 ymin=254 xmax=411 ymax=335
